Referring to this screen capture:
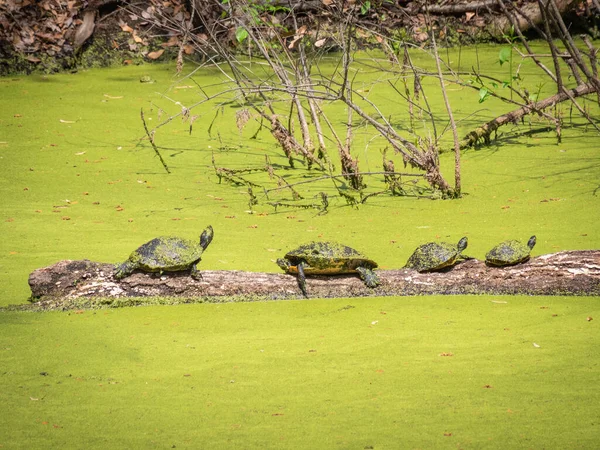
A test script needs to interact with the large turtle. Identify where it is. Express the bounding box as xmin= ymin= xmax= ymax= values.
xmin=486 ymin=235 xmax=536 ymax=267
xmin=114 ymin=225 xmax=214 ymax=280
xmin=277 ymin=241 xmax=380 ymax=297
xmin=404 ymin=237 xmax=468 ymax=272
